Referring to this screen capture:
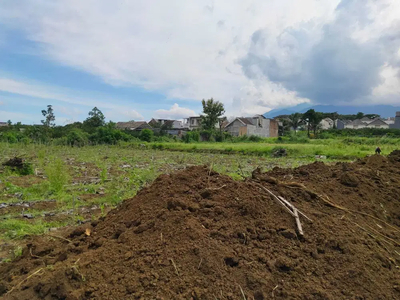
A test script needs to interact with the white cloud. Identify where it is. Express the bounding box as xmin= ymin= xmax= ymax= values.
xmin=0 ymin=110 xmax=36 ymax=123
xmin=154 ymin=103 xmax=196 ymax=119
xmin=0 ymin=0 xmax=341 ymax=115
xmin=0 ymin=0 xmax=399 ymax=114
xmin=105 ymin=109 xmax=144 ymax=122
